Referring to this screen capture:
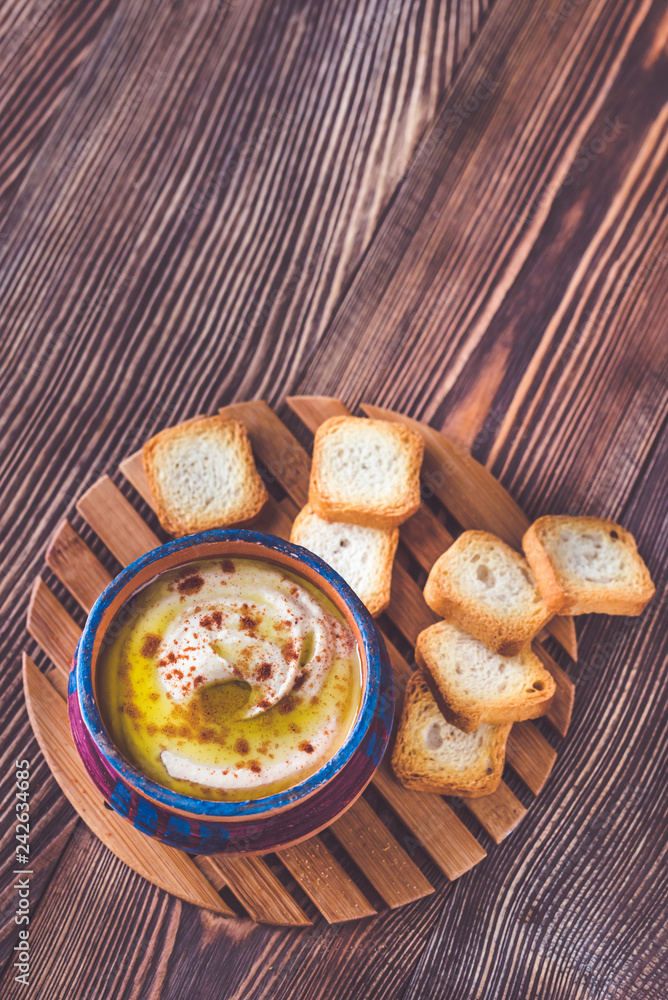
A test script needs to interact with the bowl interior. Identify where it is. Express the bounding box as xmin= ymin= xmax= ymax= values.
xmin=77 ymin=529 xmax=384 ymax=819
